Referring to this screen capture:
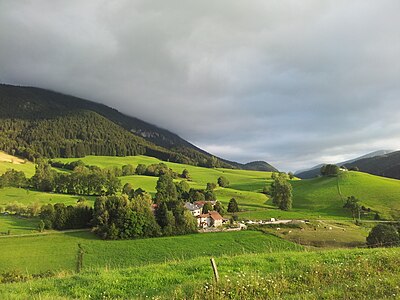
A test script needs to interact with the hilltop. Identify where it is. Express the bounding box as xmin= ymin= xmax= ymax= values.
xmin=291 ymin=171 xmax=400 ymax=220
